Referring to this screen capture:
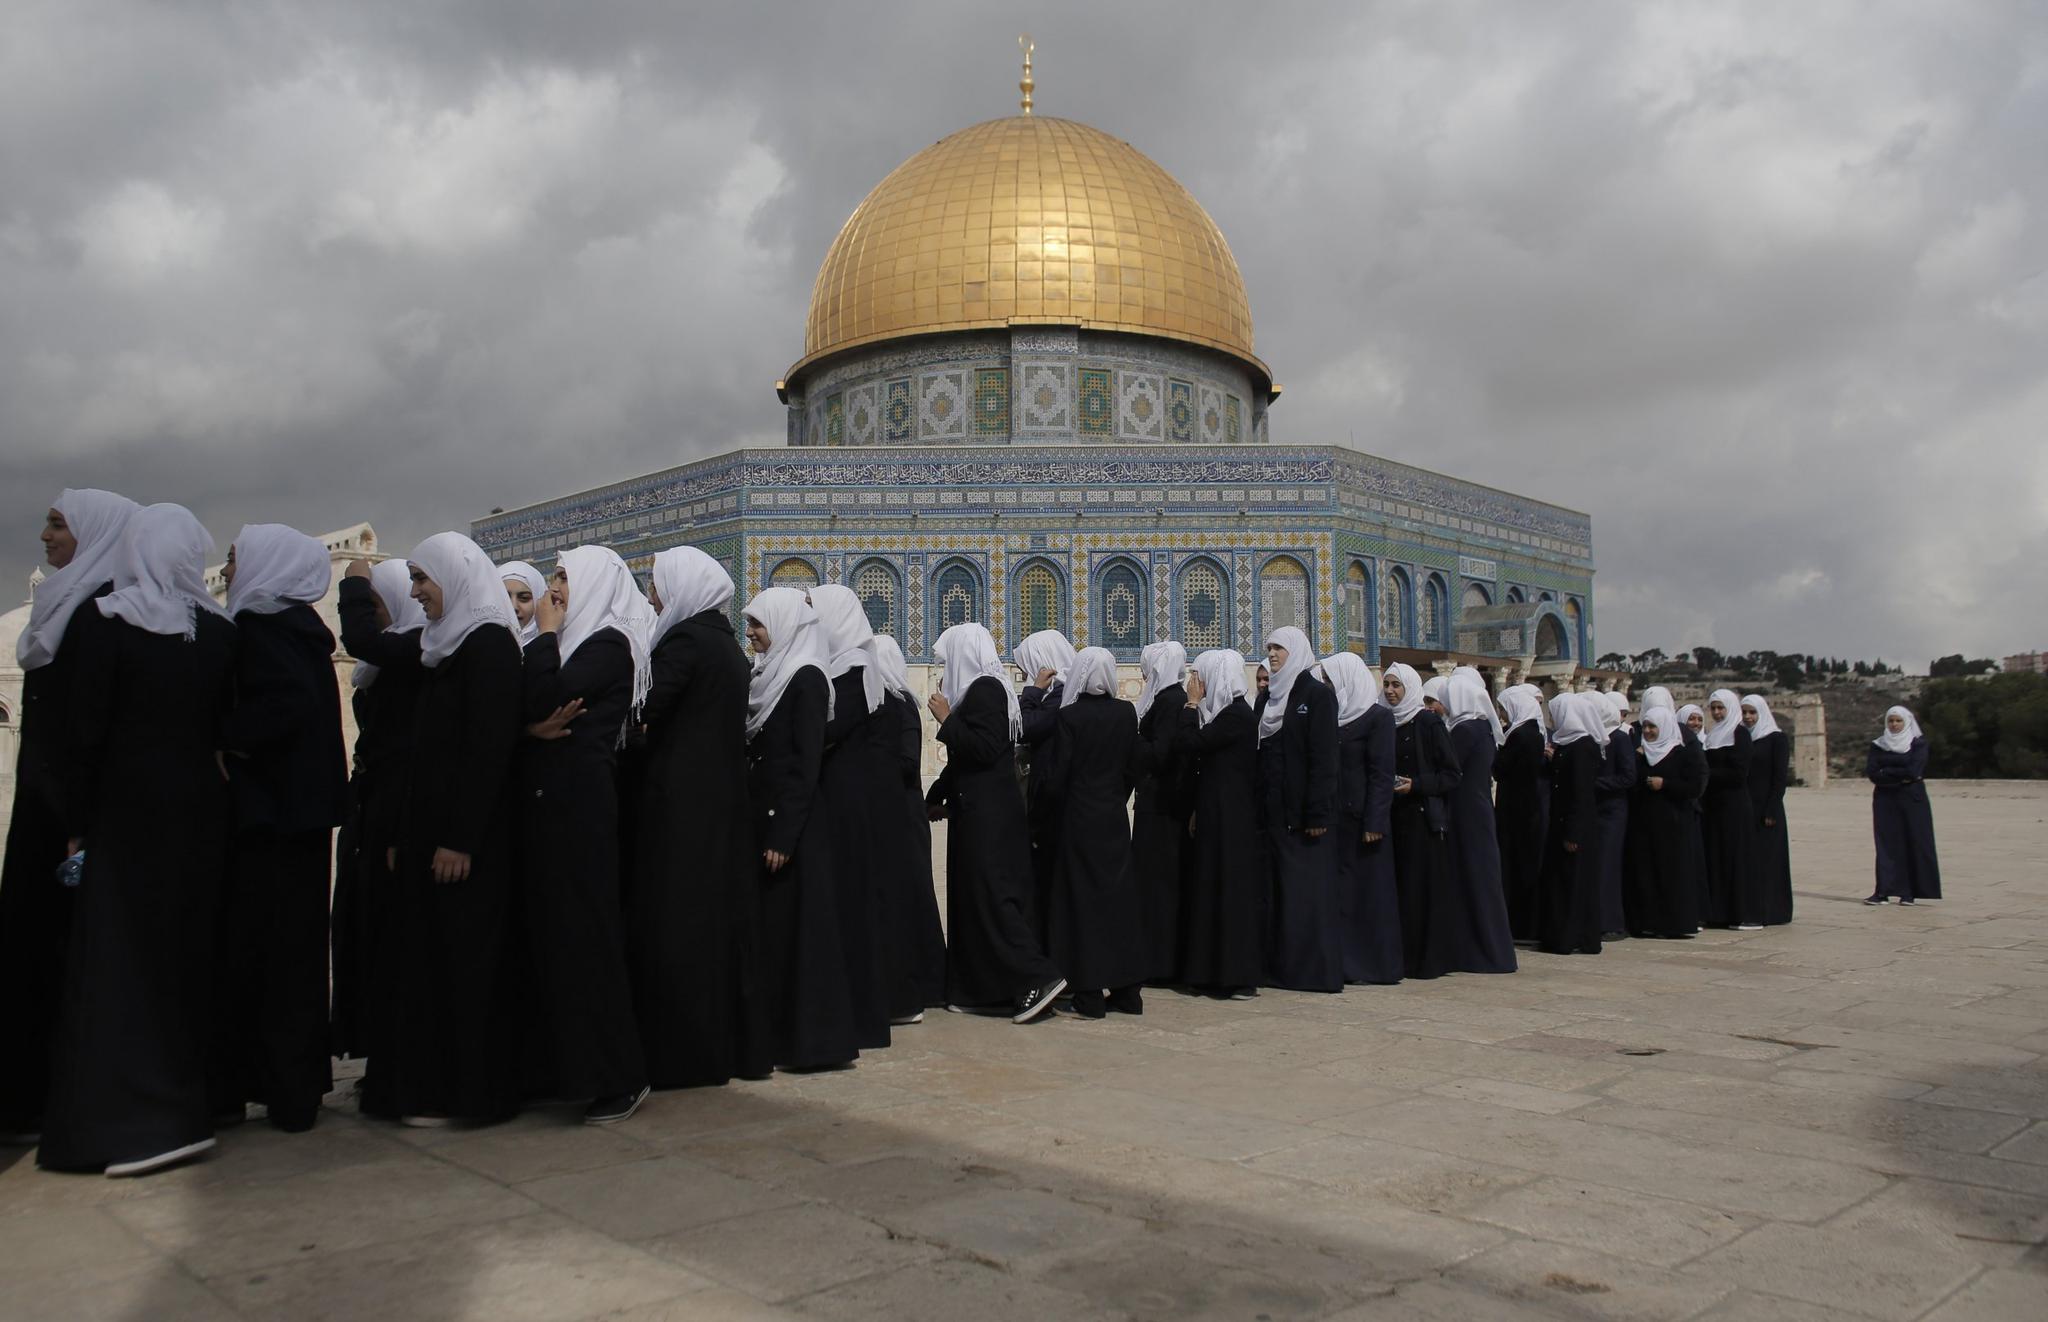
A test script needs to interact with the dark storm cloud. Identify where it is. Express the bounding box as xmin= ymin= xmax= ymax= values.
xmin=3 ymin=0 xmax=2042 ymax=665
